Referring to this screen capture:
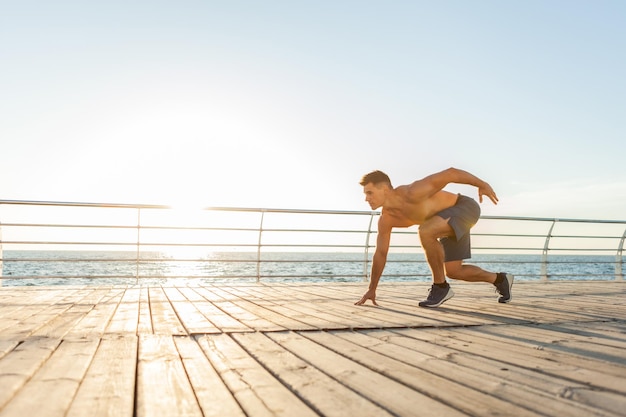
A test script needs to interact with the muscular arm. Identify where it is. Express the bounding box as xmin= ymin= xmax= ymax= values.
xmin=355 ymin=217 xmax=392 ymax=306
xmin=408 ymin=167 xmax=498 ymax=204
